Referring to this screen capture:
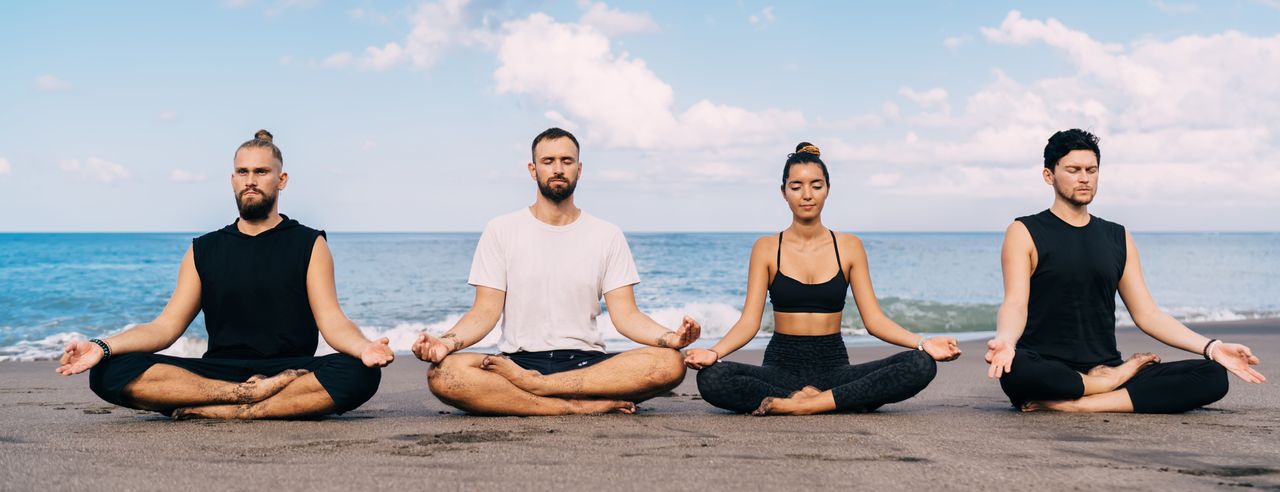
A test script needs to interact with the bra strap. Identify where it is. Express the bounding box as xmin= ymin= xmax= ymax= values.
xmin=830 ymin=230 xmax=841 ymax=268
xmin=776 ymin=231 xmax=784 ymax=268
